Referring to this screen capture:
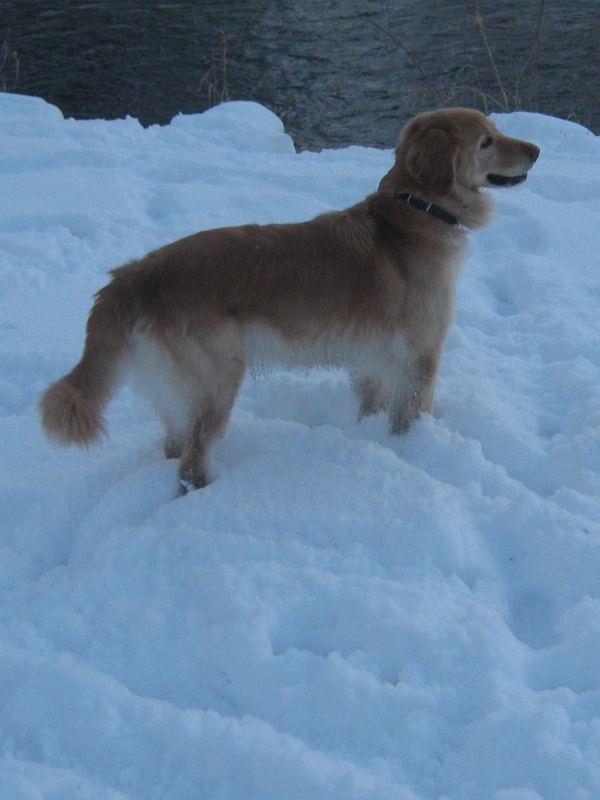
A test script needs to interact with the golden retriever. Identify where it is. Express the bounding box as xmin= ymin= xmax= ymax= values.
xmin=40 ymin=108 xmax=539 ymax=492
